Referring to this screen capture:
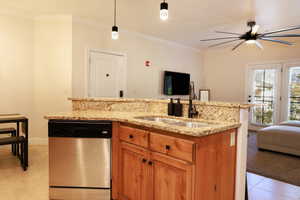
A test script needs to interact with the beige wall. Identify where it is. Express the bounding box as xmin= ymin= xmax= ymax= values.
xmin=0 ymin=15 xmax=34 ymax=129
xmin=203 ymin=40 xmax=300 ymax=102
xmin=32 ymin=16 xmax=73 ymax=141
xmin=0 ymin=15 xmax=204 ymax=140
xmin=72 ymin=19 xmax=204 ymax=99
